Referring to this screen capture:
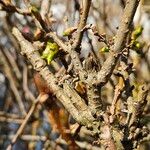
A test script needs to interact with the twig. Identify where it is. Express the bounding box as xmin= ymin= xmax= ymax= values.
xmin=0 ymin=111 xmax=21 ymax=118
xmin=6 ymin=94 xmax=48 ymax=150
xmin=22 ymin=65 xmax=36 ymax=102
xmin=91 ymin=3 xmax=115 ymax=35
xmin=110 ymin=77 xmax=124 ymax=118
xmin=29 ymin=4 xmax=69 ymax=54
xmin=0 ymin=134 xmax=47 ymax=142
xmin=0 ymin=111 xmax=24 ymax=124
xmin=86 ymin=32 xmax=101 ymax=69
xmin=0 ymin=46 xmax=27 ymax=116
xmin=72 ymin=0 xmax=92 ymax=49
xmin=0 ymin=1 xmax=31 ymax=15
xmin=46 ymin=32 xmax=69 ymax=53
xmin=0 ymin=116 xmax=23 ymax=124
xmin=1 ymin=47 xmax=22 ymax=80
xmin=69 ymin=0 xmax=92 ymax=81
xmin=2 ymin=19 xmax=20 ymax=52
